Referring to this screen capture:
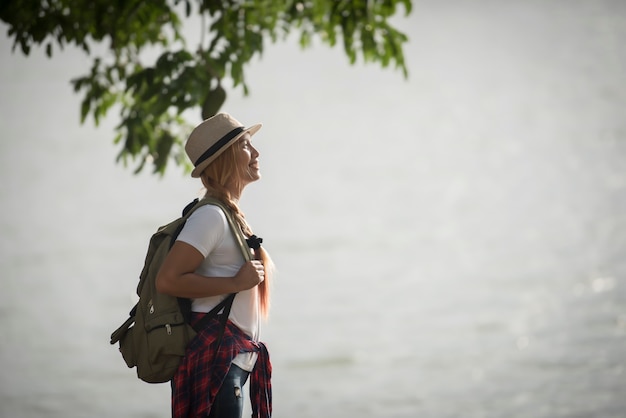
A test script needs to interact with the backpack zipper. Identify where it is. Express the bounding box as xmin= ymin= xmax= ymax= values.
xmin=148 ymin=299 xmax=173 ymax=335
